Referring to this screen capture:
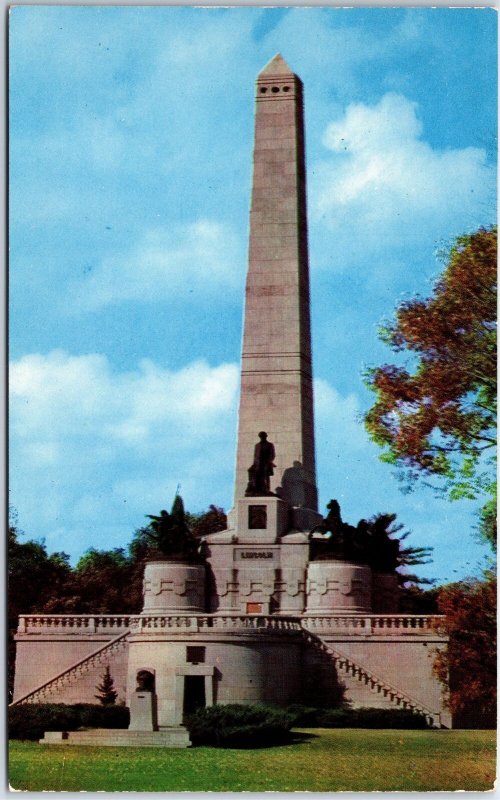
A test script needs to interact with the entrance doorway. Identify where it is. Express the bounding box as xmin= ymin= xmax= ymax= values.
xmin=183 ymin=675 xmax=206 ymax=718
